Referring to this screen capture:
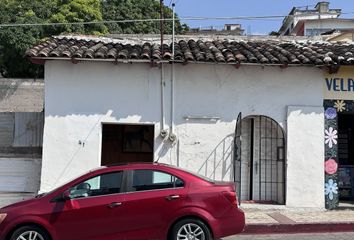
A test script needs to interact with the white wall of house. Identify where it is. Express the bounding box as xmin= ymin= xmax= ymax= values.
xmin=287 ymin=106 xmax=325 ymax=208
xmin=305 ymin=20 xmax=354 ymax=36
xmin=41 ymin=60 xmax=325 ymax=208
xmin=282 ymin=13 xmax=338 ymax=35
xmin=293 ymin=13 xmax=338 ymax=26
